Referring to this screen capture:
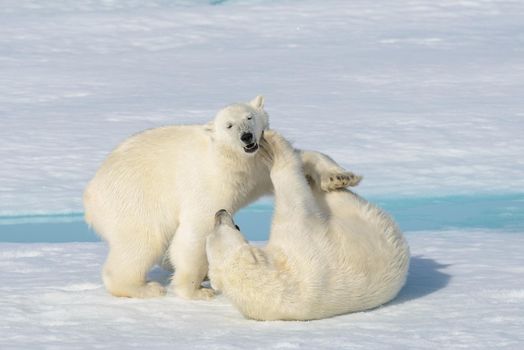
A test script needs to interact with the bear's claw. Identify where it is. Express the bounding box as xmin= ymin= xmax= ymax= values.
xmin=190 ymin=287 xmax=216 ymax=300
xmin=175 ymin=286 xmax=216 ymax=300
xmin=135 ymin=281 xmax=167 ymax=298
